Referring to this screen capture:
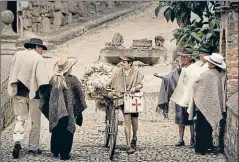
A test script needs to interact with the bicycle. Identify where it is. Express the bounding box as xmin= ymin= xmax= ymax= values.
xmin=102 ymin=88 xmax=126 ymax=160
